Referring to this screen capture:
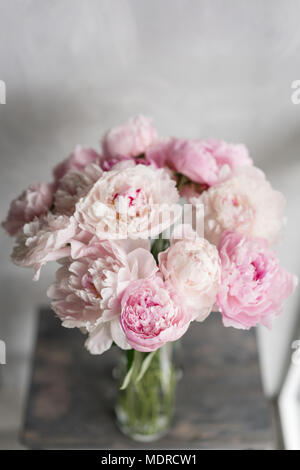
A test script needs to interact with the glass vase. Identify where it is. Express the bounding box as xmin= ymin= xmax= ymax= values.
xmin=114 ymin=342 xmax=180 ymax=442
